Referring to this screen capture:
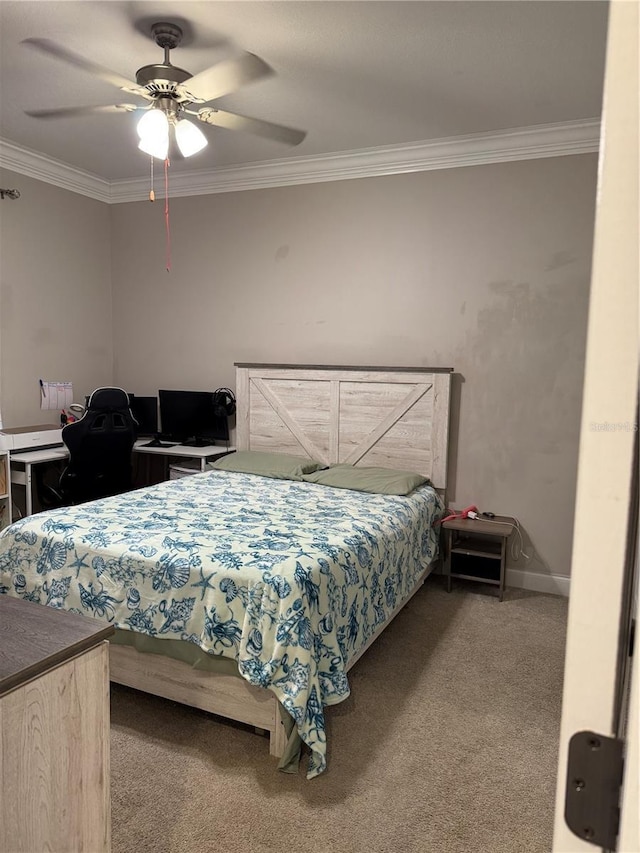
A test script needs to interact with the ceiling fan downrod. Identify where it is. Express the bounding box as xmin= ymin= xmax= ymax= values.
xmin=136 ymin=22 xmax=192 ymax=96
